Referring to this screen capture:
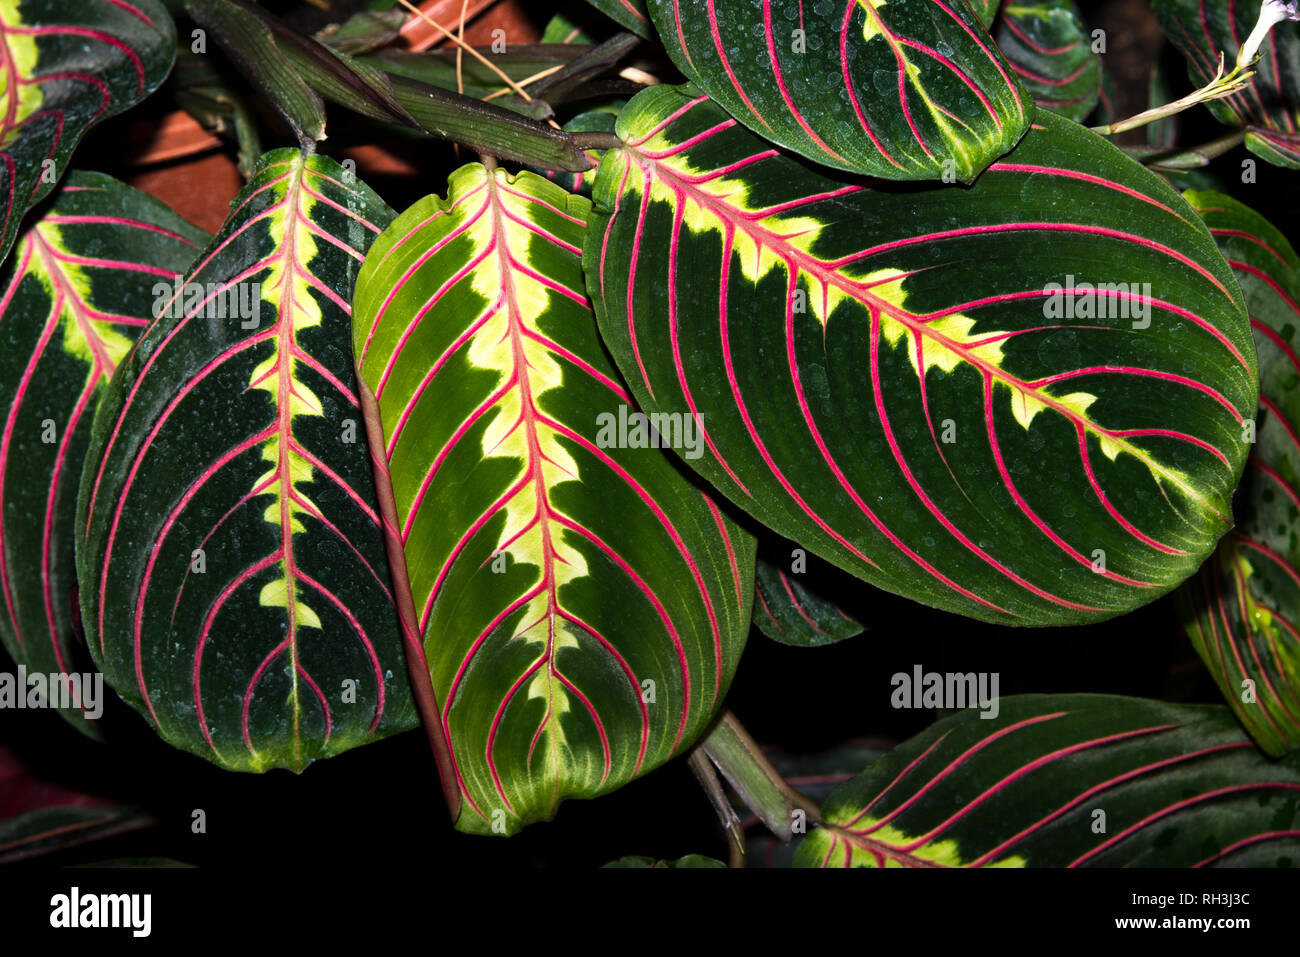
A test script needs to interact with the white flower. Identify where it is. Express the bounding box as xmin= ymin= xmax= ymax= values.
xmin=1239 ymin=0 xmax=1300 ymax=67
